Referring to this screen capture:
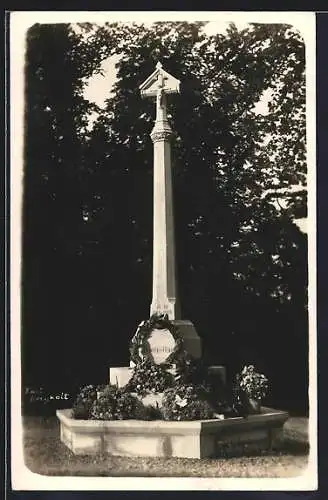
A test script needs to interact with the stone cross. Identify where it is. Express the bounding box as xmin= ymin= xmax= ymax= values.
xmin=139 ymin=62 xmax=181 ymax=320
